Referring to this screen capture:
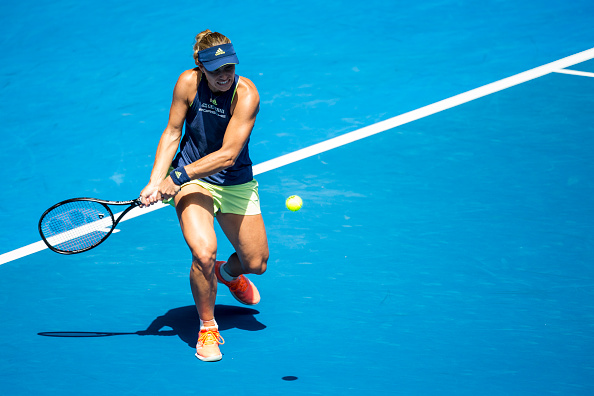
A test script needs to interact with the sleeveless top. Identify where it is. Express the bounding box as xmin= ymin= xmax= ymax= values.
xmin=171 ymin=73 xmax=253 ymax=185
